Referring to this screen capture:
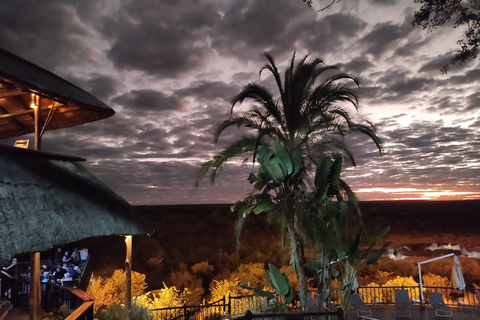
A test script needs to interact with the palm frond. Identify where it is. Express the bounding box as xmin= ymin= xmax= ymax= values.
xmin=231 ymin=82 xmax=283 ymax=124
xmin=262 ymin=53 xmax=285 ymax=103
xmin=195 ymin=136 xmax=260 ymax=185
xmin=214 ymin=116 xmax=261 ymax=143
